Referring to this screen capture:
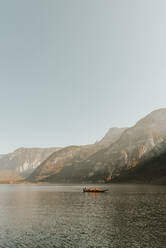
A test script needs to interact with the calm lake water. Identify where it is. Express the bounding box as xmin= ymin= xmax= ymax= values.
xmin=0 ymin=184 xmax=166 ymax=248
